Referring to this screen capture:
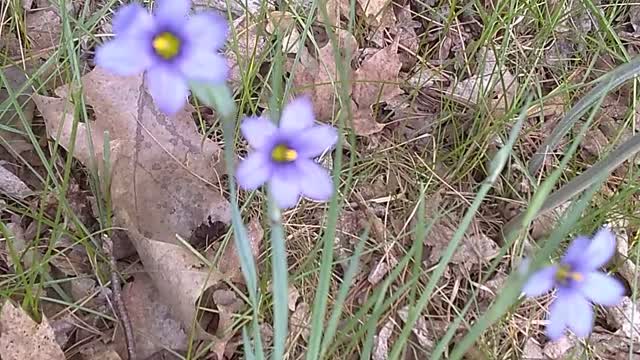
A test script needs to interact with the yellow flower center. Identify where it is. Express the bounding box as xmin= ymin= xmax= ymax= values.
xmin=555 ymin=265 xmax=583 ymax=284
xmin=271 ymin=144 xmax=297 ymax=162
xmin=152 ymin=32 xmax=181 ymax=59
